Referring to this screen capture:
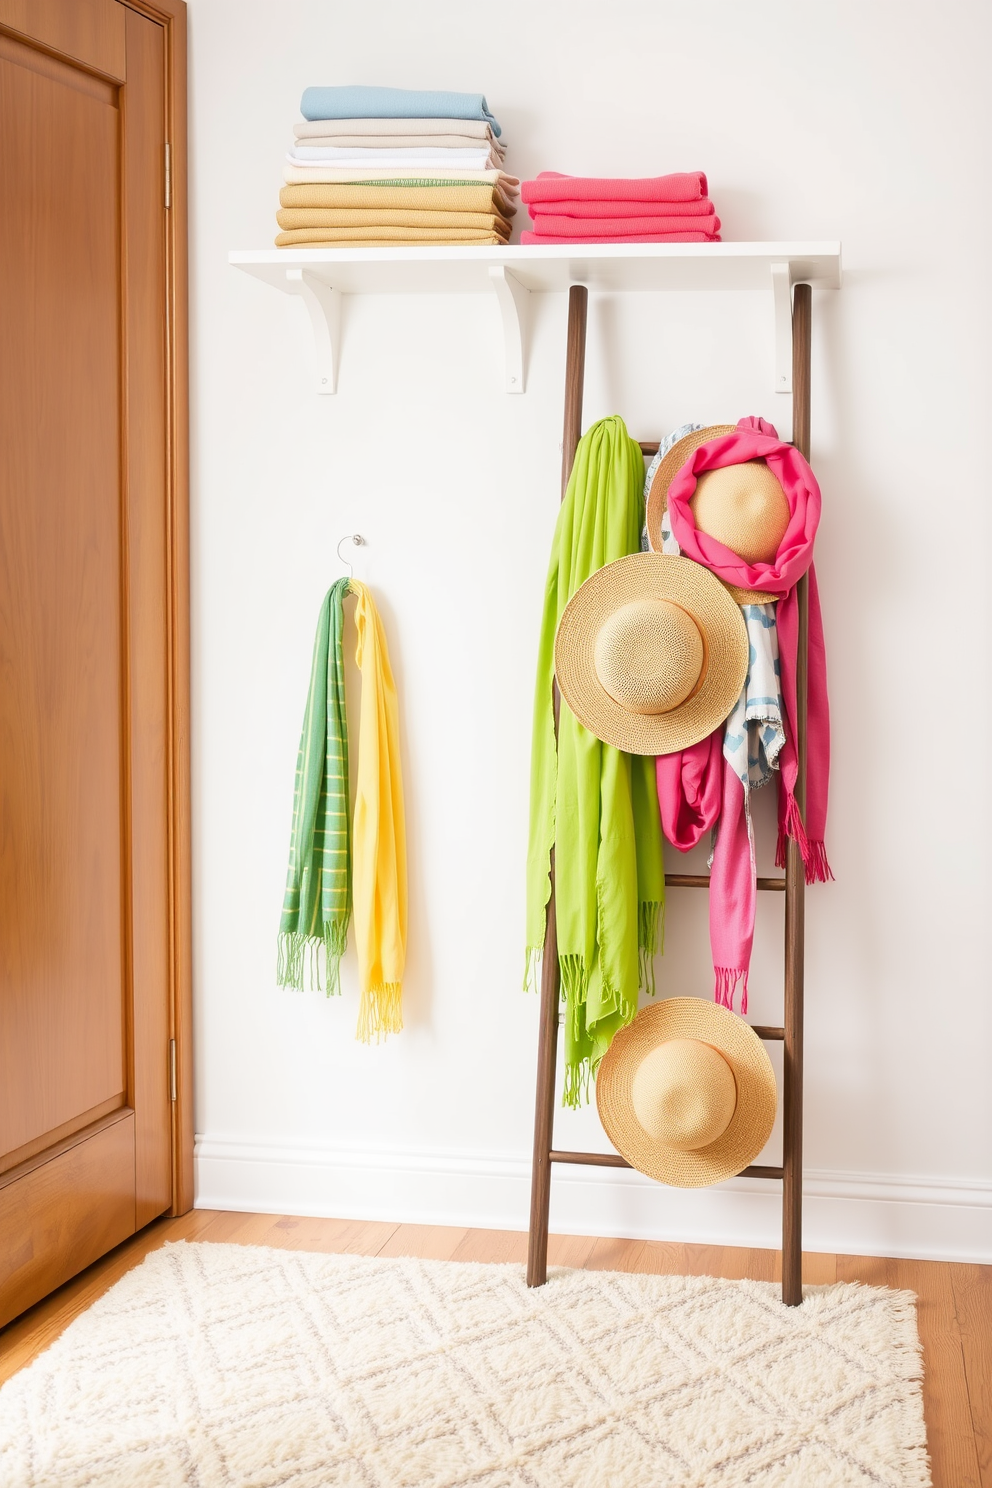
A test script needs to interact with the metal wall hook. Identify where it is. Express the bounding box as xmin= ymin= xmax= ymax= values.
xmin=336 ymin=533 xmax=365 ymax=577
